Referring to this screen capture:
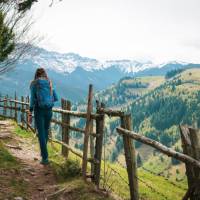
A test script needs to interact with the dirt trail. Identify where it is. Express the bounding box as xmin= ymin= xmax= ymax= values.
xmin=0 ymin=120 xmax=114 ymax=200
xmin=0 ymin=120 xmax=59 ymax=200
